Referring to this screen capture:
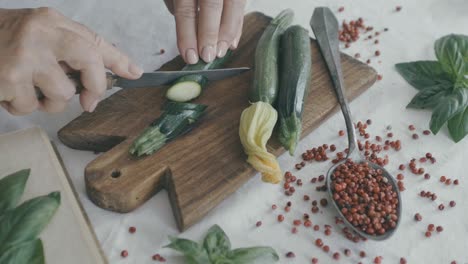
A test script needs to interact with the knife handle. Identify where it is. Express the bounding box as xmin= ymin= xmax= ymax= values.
xmin=35 ymin=72 xmax=116 ymax=100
